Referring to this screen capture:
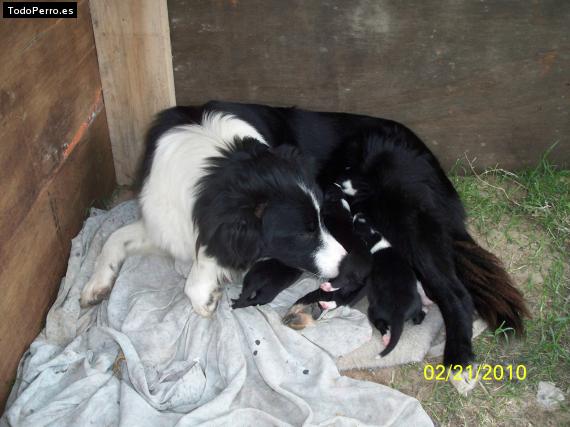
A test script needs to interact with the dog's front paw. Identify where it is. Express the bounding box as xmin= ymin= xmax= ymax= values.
xmin=188 ymin=287 xmax=221 ymax=318
xmin=450 ymin=364 xmax=479 ymax=396
xmin=80 ymin=269 xmax=115 ymax=307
